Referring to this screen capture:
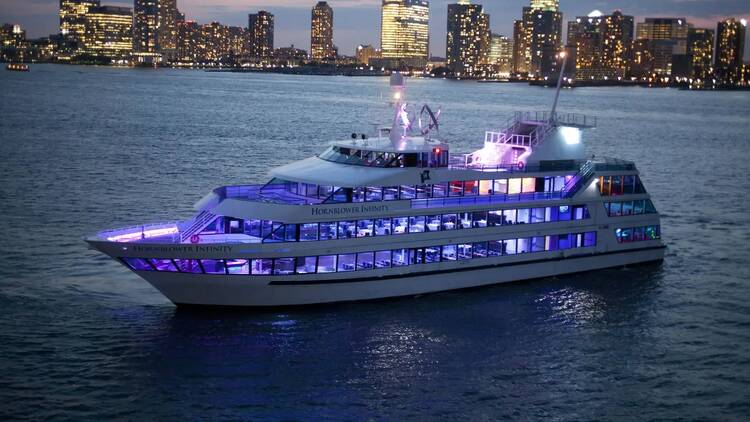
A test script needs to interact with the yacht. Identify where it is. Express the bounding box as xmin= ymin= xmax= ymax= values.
xmin=86 ymin=73 xmax=664 ymax=307
xmin=6 ymin=63 xmax=29 ymax=72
